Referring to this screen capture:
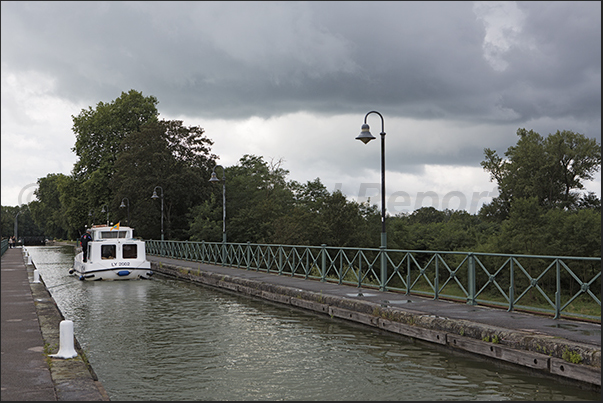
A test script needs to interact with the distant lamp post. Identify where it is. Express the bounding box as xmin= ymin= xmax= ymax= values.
xmin=119 ymin=197 xmax=130 ymax=225
xmin=209 ymin=165 xmax=227 ymax=244
xmin=356 ymin=110 xmax=388 ymax=291
xmin=151 ymin=186 xmax=164 ymax=241
xmin=209 ymin=165 xmax=227 ymax=266
xmin=100 ymin=204 xmax=109 ymax=226
xmin=88 ymin=210 xmax=93 ymax=227
xmin=14 ymin=211 xmax=21 ymax=243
